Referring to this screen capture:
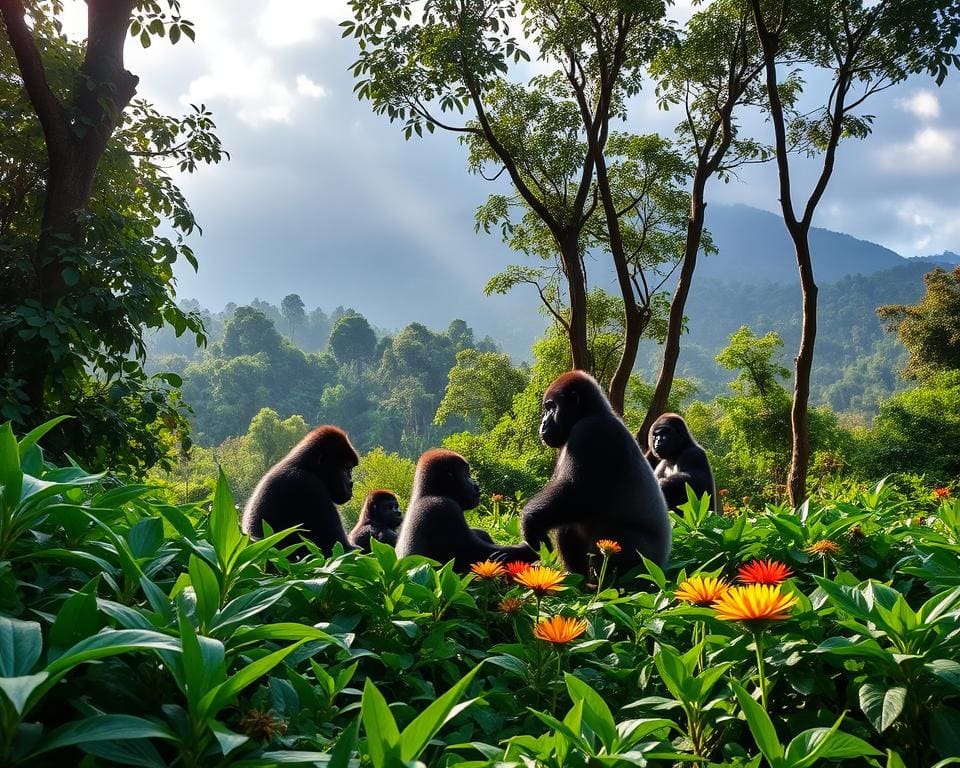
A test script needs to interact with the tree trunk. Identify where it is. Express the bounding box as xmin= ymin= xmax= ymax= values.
xmin=642 ymin=167 xmax=709 ymax=437
xmin=559 ymin=234 xmax=590 ymax=372
xmin=787 ymin=231 xmax=817 ymax=505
